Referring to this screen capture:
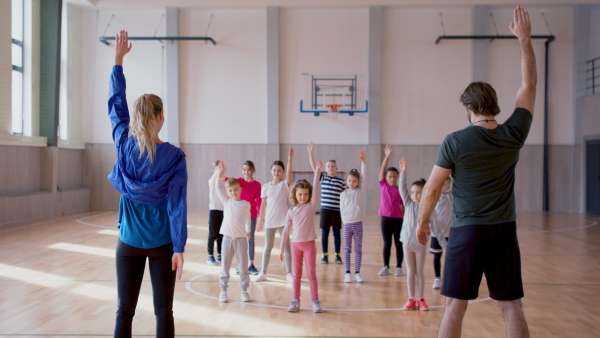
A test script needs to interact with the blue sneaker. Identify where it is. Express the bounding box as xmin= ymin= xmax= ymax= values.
xmin=217 ymin=254 xmax=222 ymax=263
xmin=206 ymin=255 xmax=217 ymax=266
